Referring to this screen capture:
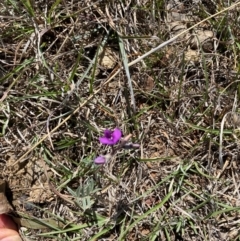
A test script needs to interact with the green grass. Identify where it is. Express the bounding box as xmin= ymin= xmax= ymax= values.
xmin=1 ymin=0 xmax=240 ymax=240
